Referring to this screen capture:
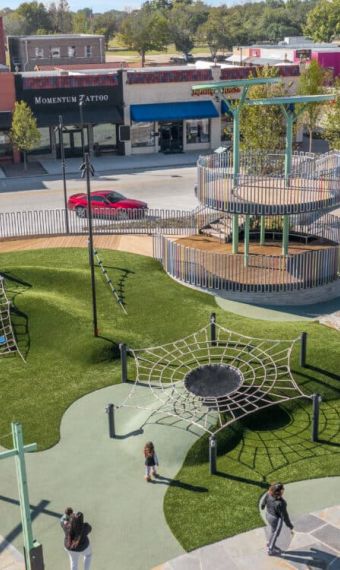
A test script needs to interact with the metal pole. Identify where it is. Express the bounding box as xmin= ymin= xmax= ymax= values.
xmin=79 ymin=101 xmax=85 ymax=160
xmin=232 ymin=111 xmax=240 ymax=185
xmin=232 ymin=214 xmax=239 ymax=254
xmin=85 ymin=153 xmax=98 ymax=337
xmin=210 ymin=312 xmax=216 ymax=347
xmin=260 ymin=215 xmax=265 ymax=246
xmin=119 ymin=343 xmax=128 ymax=383
xmin=284 ymin=108 xmax=294 ymax=184
xmin=105 ymin=403 xmax=115 ymax=438
xmin=244 ymin=214 xmax=250 ymax=267
xmin=282 ymin=215 xmax=289 ymax=256
xmin=12 ymin=423 xmax=34 ymax=570
xmin=209 ymin=435 xmax=217 ymax=475
xmin=312 ymin=394 xmax=321 ymax=442
xmin=58 ymin=115 xmax=69 ymax=234
xmin=300 ymin=332 xmax=307 ymax=367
